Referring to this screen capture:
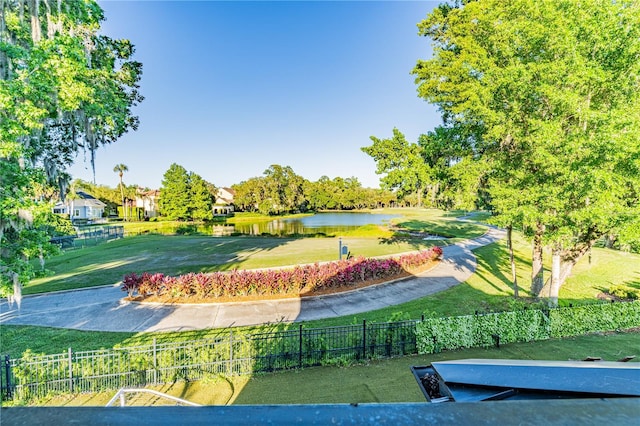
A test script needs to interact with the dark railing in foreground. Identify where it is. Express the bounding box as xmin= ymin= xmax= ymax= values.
xmin=0 ymin=319 xmax=418 ymax=402
xmin=3 ymin=300 xmax=638 ymax=403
